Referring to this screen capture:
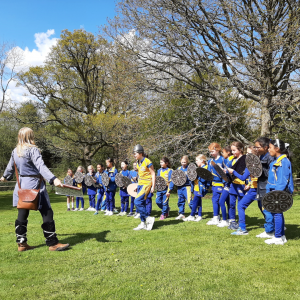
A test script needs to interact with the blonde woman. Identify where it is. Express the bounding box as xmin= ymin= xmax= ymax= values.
xmin=0 ymin=127 xmax=69 ymax=252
